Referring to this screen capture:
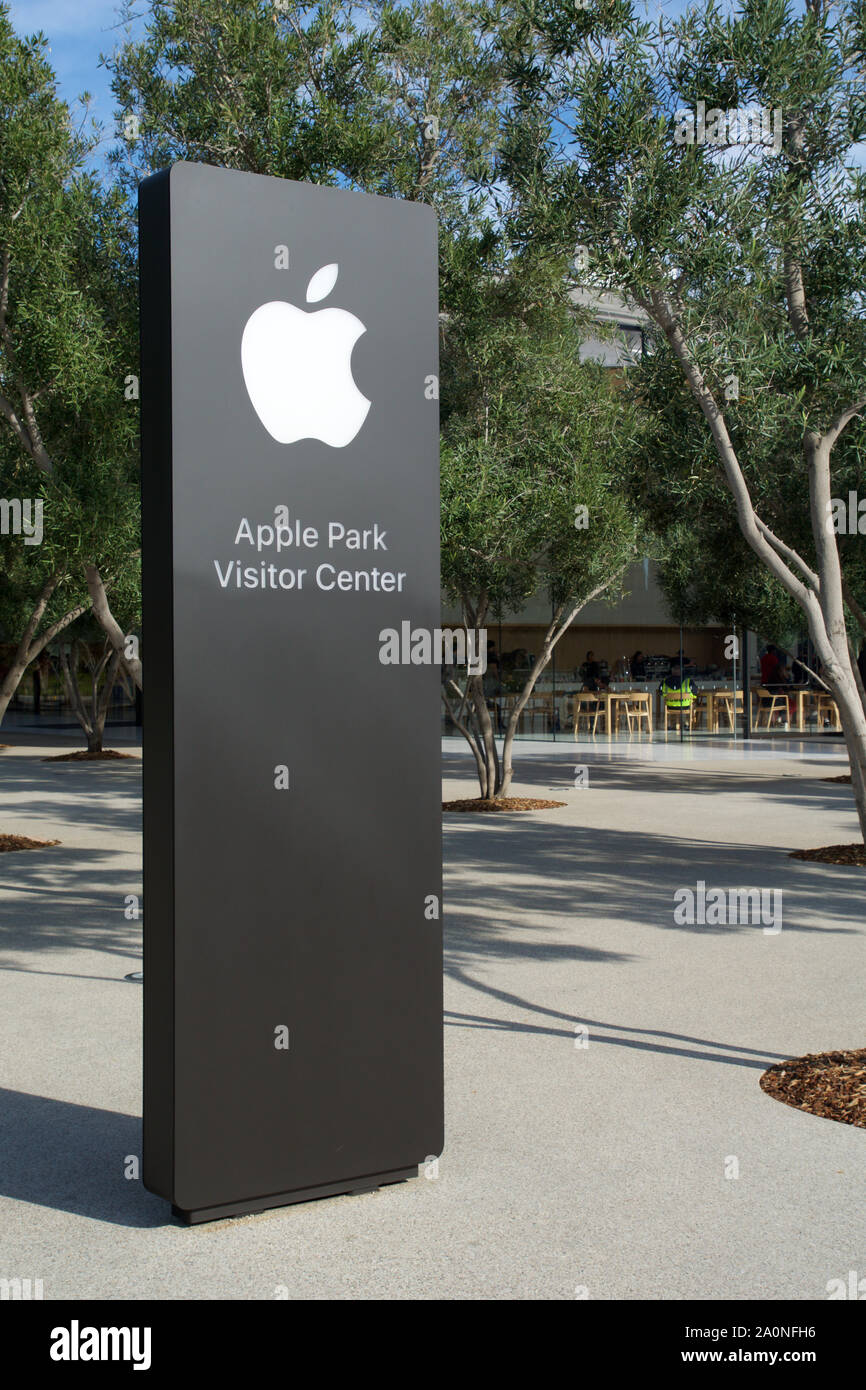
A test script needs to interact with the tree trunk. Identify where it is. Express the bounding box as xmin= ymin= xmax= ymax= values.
xmin=498 ymin=611 xmax=565 ymax=799
xmin=468 ymin=673 xmax=499 ymax=798
xmin=57 ymin=642 xmax=123 ymax=755
xmin=818 ymin=647 xmax=866 ymax=839
xmin=443 ymin=568 xmax=631 ymax=800
xmin=497 ymin=568 xmax=631 ymax=798
xmin=442 ymin=683 xmax=488 ymax=793
xmin=59 ymin=642 xmax=96 ymax=749
xmin=0 ymin=574 xmax=89 ymax=727
xmin=0 ymin=660 xmax=30 ymax=726
xmin=85 ymin=564 xmax=142 ymax=689
xmin=92 ymin=649 xmax=123 ymax=753
xmin=643 ymin=286 xmax=866 ymax=840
